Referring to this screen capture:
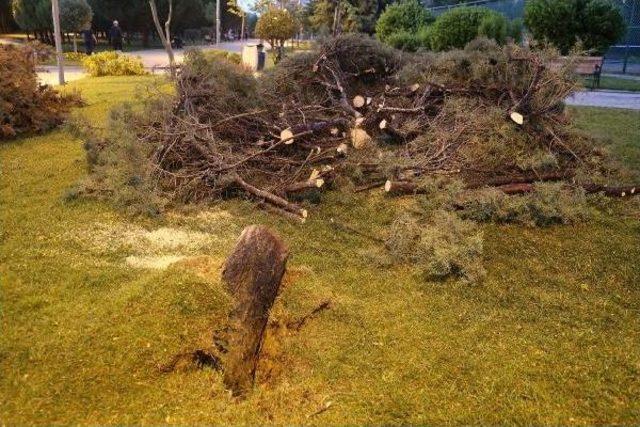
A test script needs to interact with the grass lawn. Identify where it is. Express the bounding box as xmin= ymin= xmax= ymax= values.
xmin=1 ymin=76 xmax=639 ymax=425
xmin=588 ymin=75 xmax=640 ymax=92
